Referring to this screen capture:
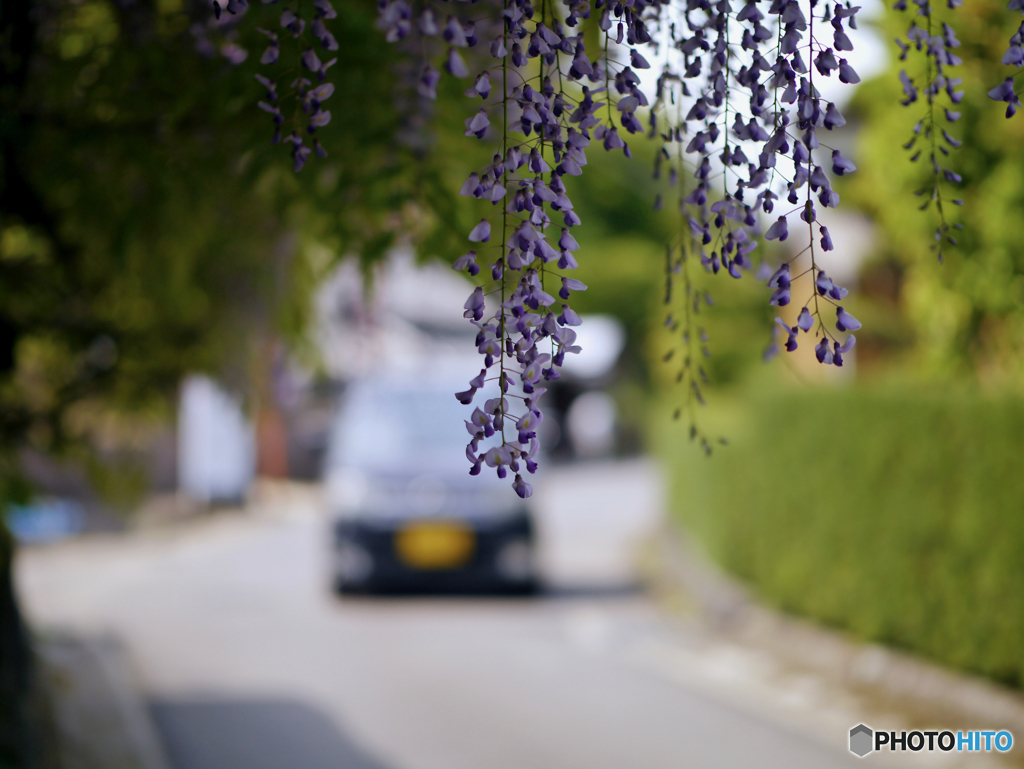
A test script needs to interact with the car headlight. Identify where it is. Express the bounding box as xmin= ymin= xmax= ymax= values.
xmin=334 ymin=539 xmax=373 ymax=582
xmin=495 ymin=538 xmax=534 ymax=581
xmin=325 ymin=468 xmax=369 ymax=518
